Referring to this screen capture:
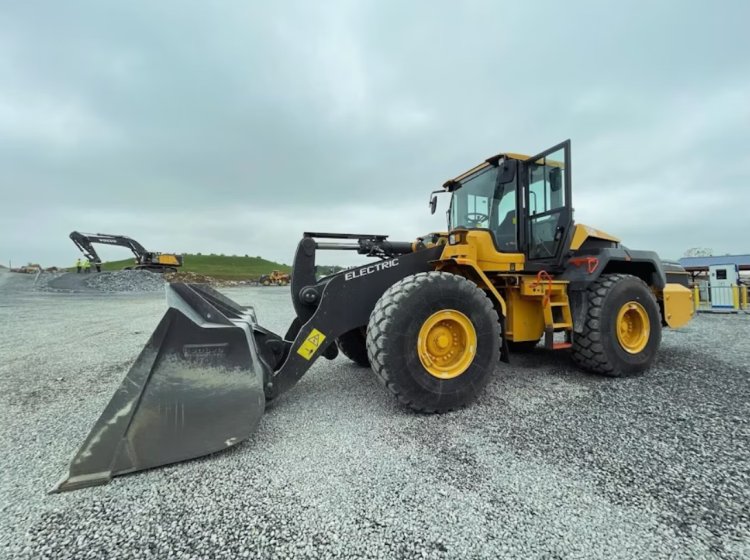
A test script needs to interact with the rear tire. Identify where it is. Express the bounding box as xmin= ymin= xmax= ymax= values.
xmin=336 ymin=328 xmax=370 ymax=367
xmin=366 ymin=272 xmax=500 ymax=413
xmin=571 ymin=273 xmax=662 ymax=377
